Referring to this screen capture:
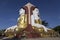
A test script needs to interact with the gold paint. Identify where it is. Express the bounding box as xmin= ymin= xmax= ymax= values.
xmin=5 ymin=30 xmax=15 ymax=37
xmin=35 ymin=19 xmax=42 ymax=24
xmin=32 ymin=26 xmax=35 ymax=29
xmin=32 ymin=26 xmax=44 ymax=32
xmin=18 ymin=14 xmax=27 ymax=29
xmin=38 ymin=28 xmax=44 ymax=32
